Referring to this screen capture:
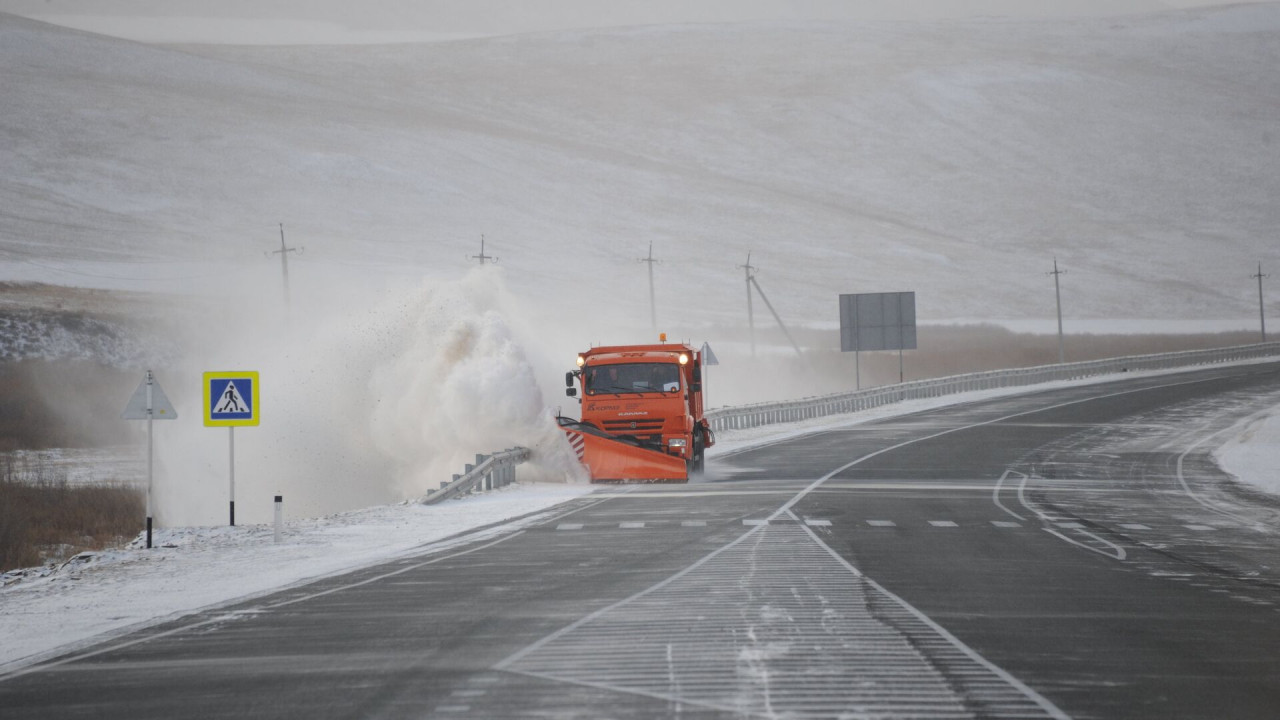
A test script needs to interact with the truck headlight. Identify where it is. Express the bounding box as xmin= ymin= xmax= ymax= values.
xmin=668 ymin=438 xmax=687 ymax=448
